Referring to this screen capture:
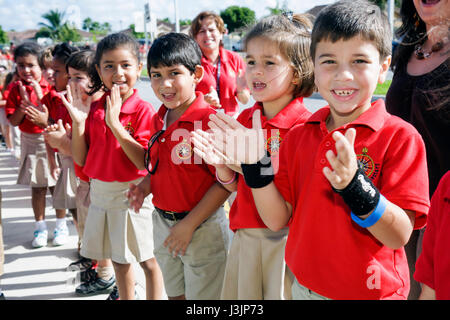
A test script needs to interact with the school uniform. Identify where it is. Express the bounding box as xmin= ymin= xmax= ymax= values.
xmin=5 ymin=79 xmax=55 ymax=187
xmin=80 ymin=89 xmax=156 ymax=264
xmin=414 ymin=171 xmax=450 ymax=300
xmin=196 ymin=47 xmax=246 ymax=116
xmin=221 ymin=98 xmax=311 ymax=300
xmin=274 ymin=99 xmax=430 ymax=300
xmin=148 ymin=92 xmax=230 ymax=299
xmin=42 ymin=90 xmax=78 ymax=210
